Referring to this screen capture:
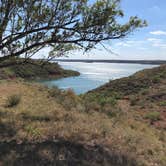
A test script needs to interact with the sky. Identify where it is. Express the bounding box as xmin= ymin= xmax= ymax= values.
xmin=37 ymin=0 xmax=166 ymax=60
